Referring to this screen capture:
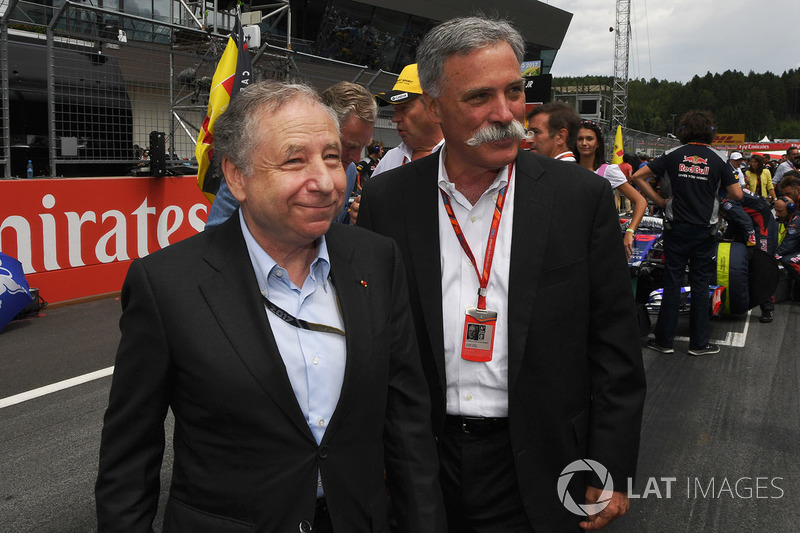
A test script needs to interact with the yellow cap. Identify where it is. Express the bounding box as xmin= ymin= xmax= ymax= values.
xmin=376 ymin=64 xmax=422 ymax=106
